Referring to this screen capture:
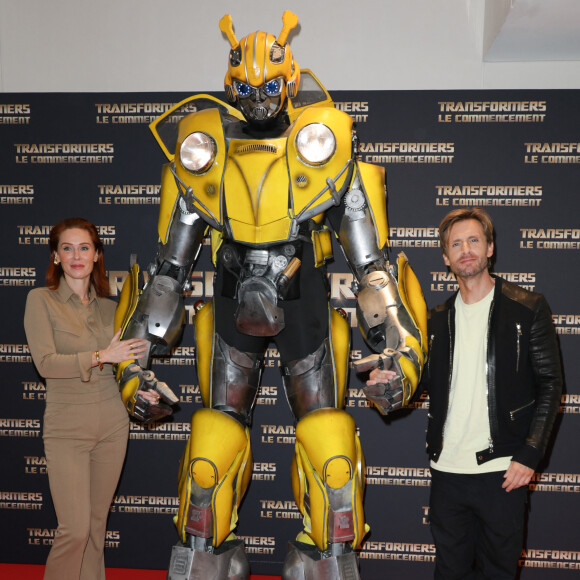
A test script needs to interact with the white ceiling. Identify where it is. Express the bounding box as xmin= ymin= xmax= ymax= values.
xmin=485 ymin=0 xmax=580 ymax=61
